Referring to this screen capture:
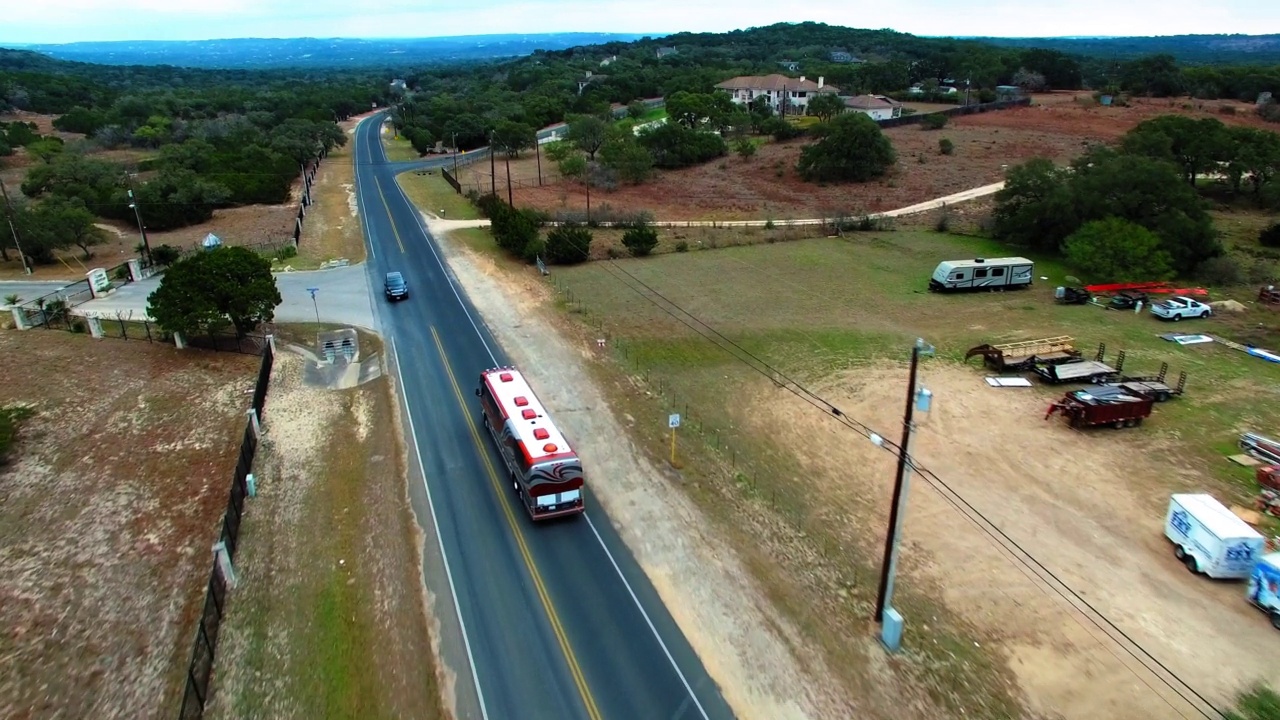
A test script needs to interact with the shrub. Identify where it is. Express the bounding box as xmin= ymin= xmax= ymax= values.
xmin=544 ymin=223 xmax=592 ymax=264
xmin=1261 ymin=223 xmax=1280 ymax=248
xmin=934 ymin=207 xmax=951 ymax=232
xmin=151 ymin=244 xmax=181 ymax=266
xmin=622 ymin=223 xmax=659 ymax=257
xmin=1195 ymin=255 xmax=1246 ymax=286
xmin=734 ymin=138 xmax=757 ymax=159
xmin=939 ymin=138 xmax=955 ymax=155
xmin=0 ymin=405 xmax=36 ymax=465
xmin=921 ymin=114 xmax=949 ymax=130
xmin=675 ymin=240 xmax=689 ymax=252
